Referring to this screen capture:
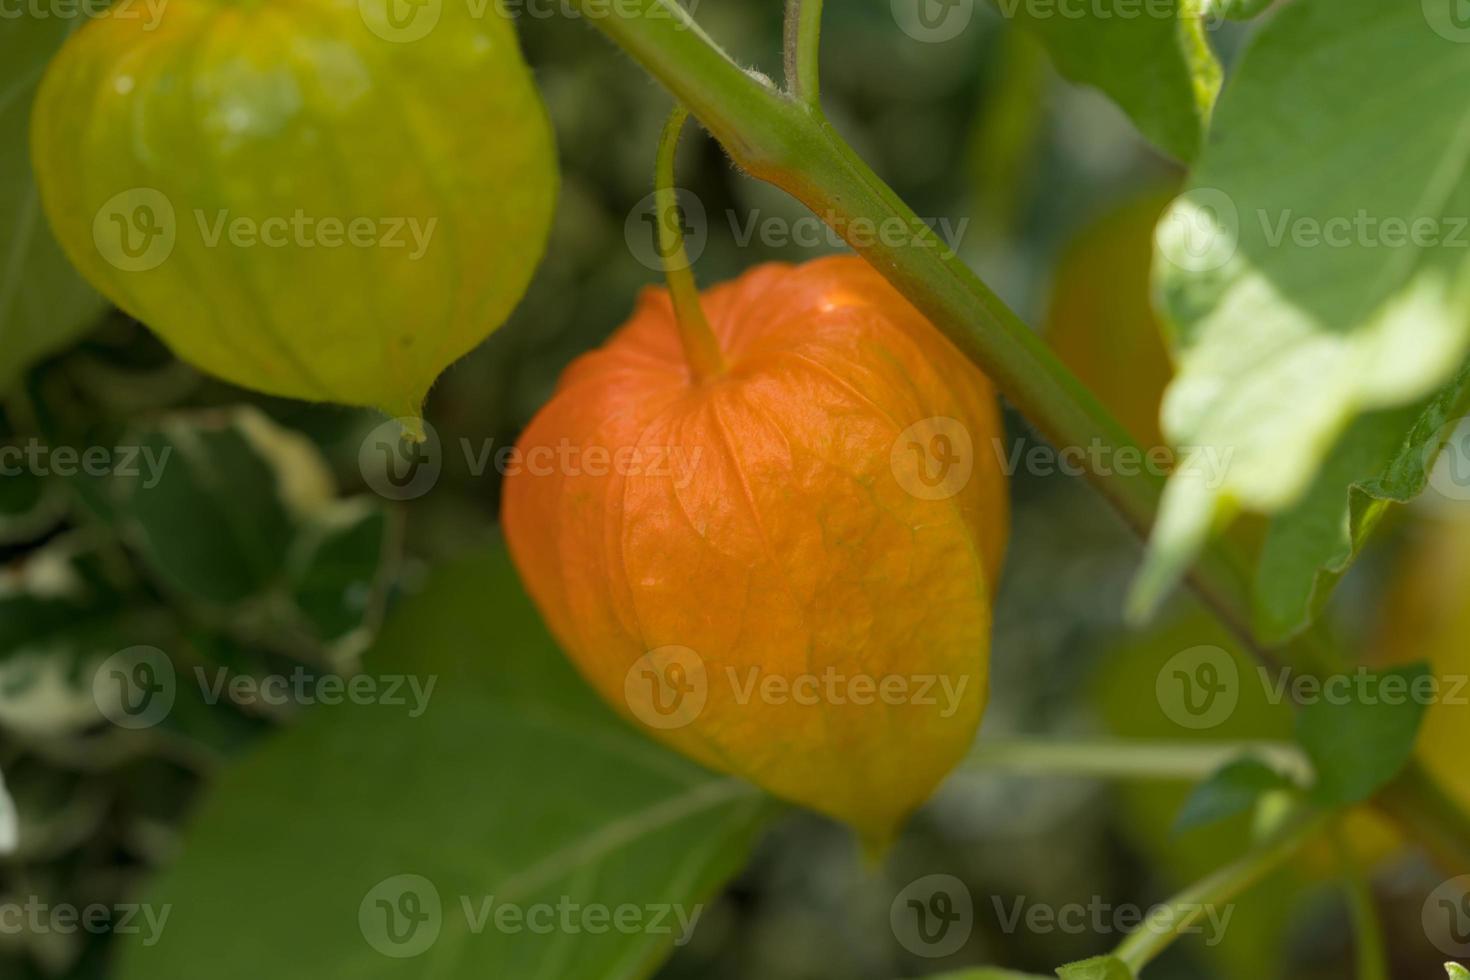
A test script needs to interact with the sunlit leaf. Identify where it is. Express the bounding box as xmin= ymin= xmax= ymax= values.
xmin=1133 ymin=0 xmax=1470 ymax=617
